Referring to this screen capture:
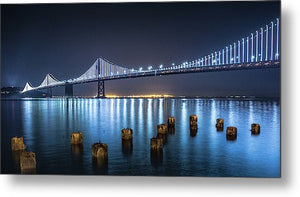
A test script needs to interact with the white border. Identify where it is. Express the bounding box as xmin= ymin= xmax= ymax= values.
xmin=1 ymin=0 xmax=300 ymax=196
